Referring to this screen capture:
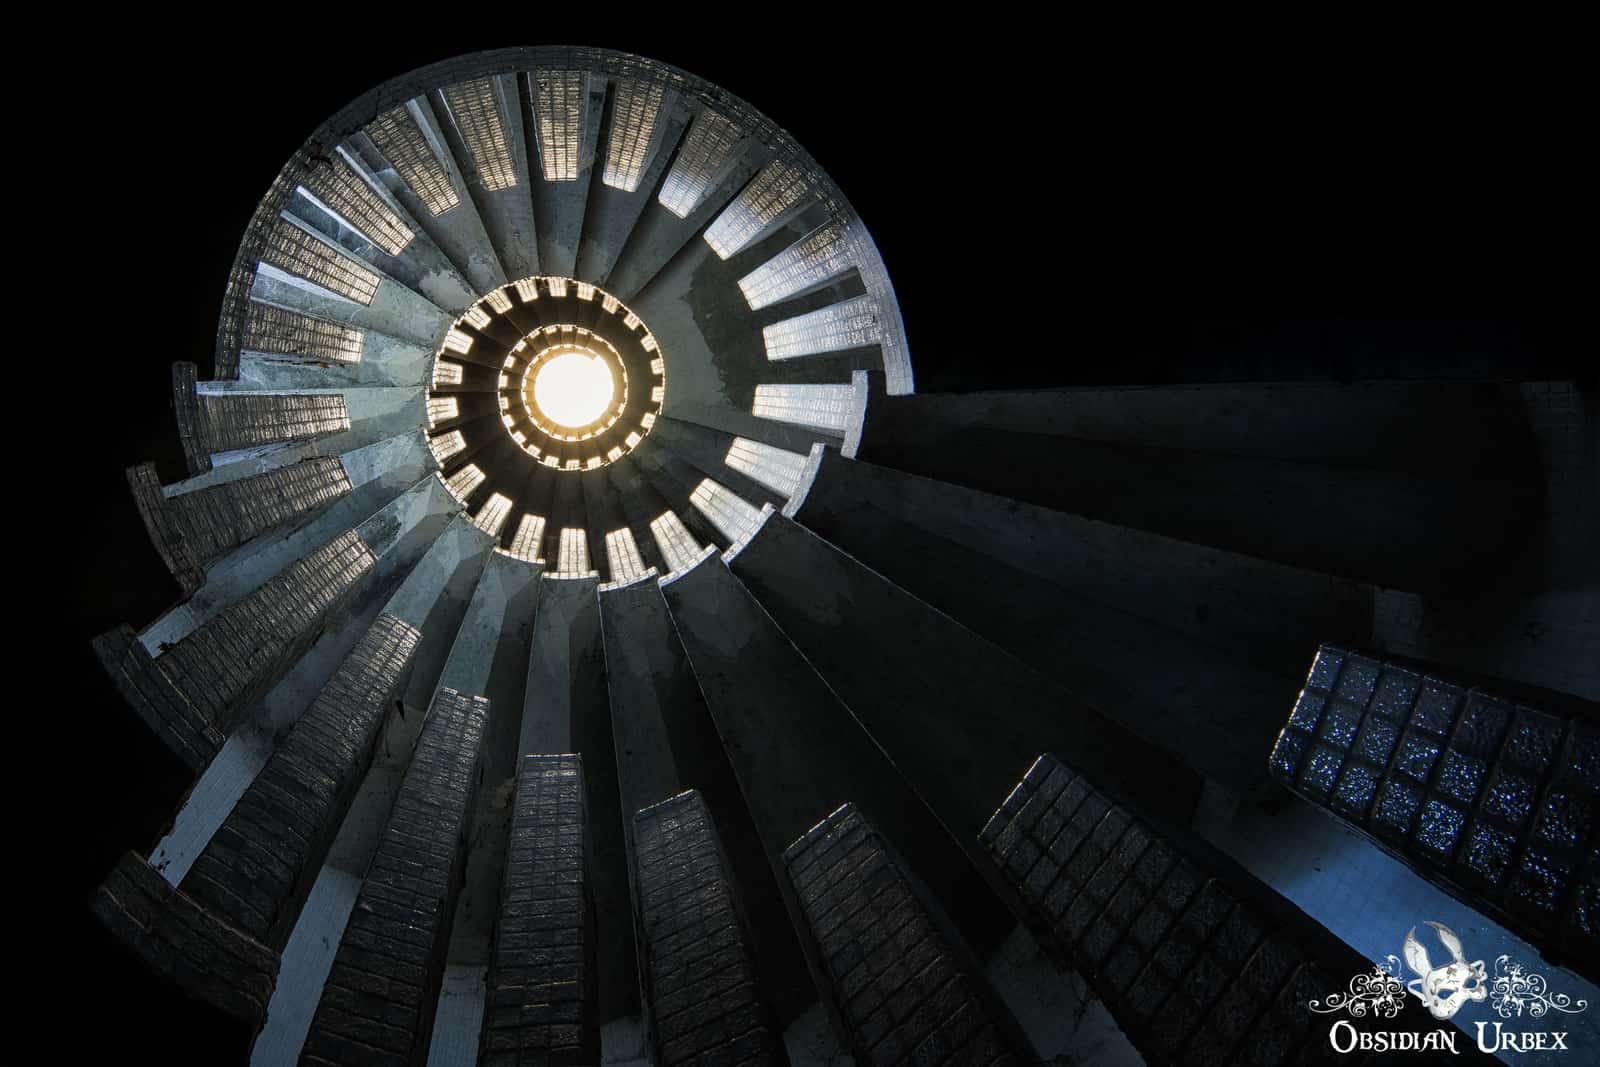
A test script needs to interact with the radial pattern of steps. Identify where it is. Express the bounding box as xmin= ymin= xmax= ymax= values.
xmin=86 ymin=42 xmax=1596 ymax=1067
